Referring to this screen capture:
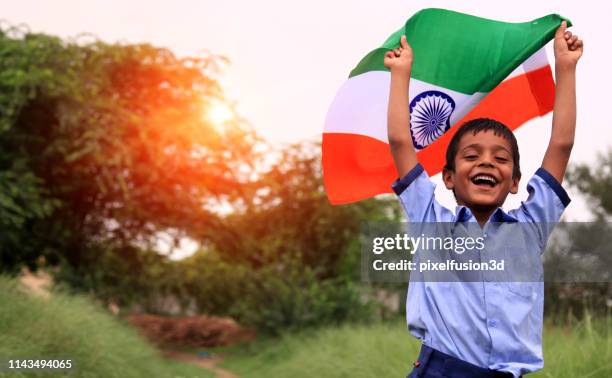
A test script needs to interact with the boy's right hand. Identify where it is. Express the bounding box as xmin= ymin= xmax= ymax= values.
xmin=384 ymin=35 xmax=413 ymax=74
